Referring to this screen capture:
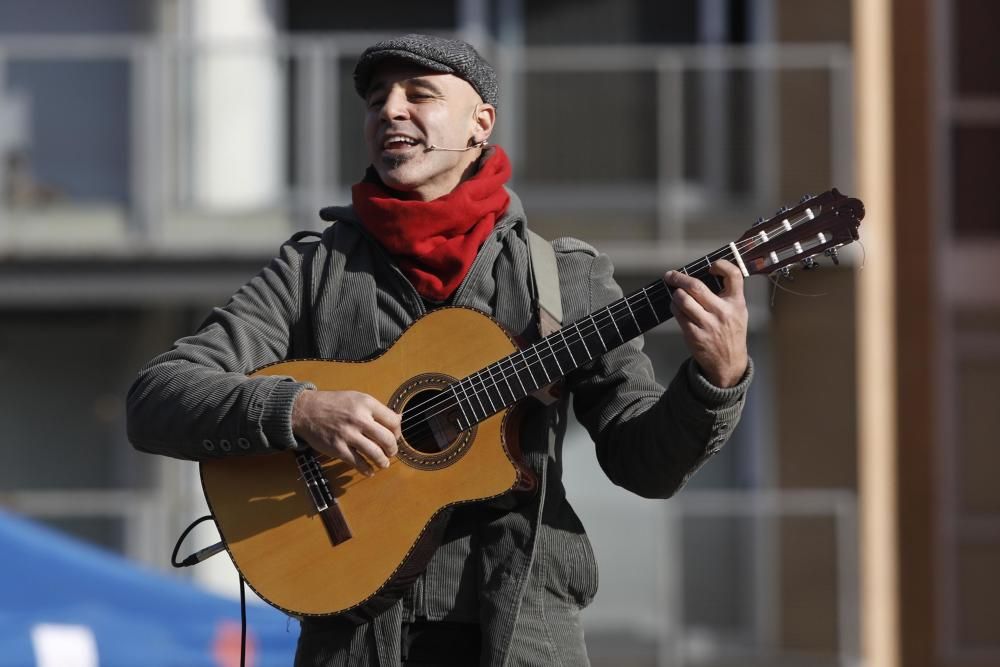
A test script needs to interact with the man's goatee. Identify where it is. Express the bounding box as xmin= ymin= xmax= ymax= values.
xmin=382 ymin=153 xmax=411 ymax=169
